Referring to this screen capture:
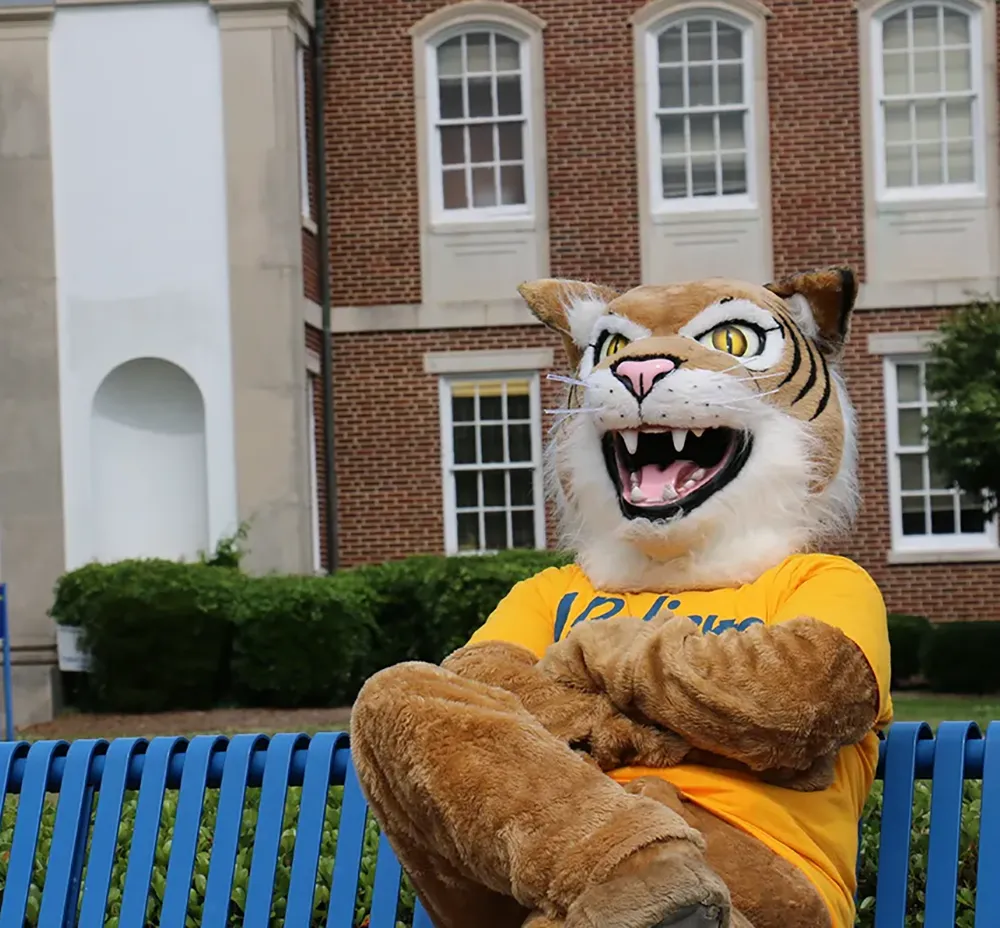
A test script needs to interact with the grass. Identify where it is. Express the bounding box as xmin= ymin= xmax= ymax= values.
xmin=890 ymin=691 xmax=1000 ymax=732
